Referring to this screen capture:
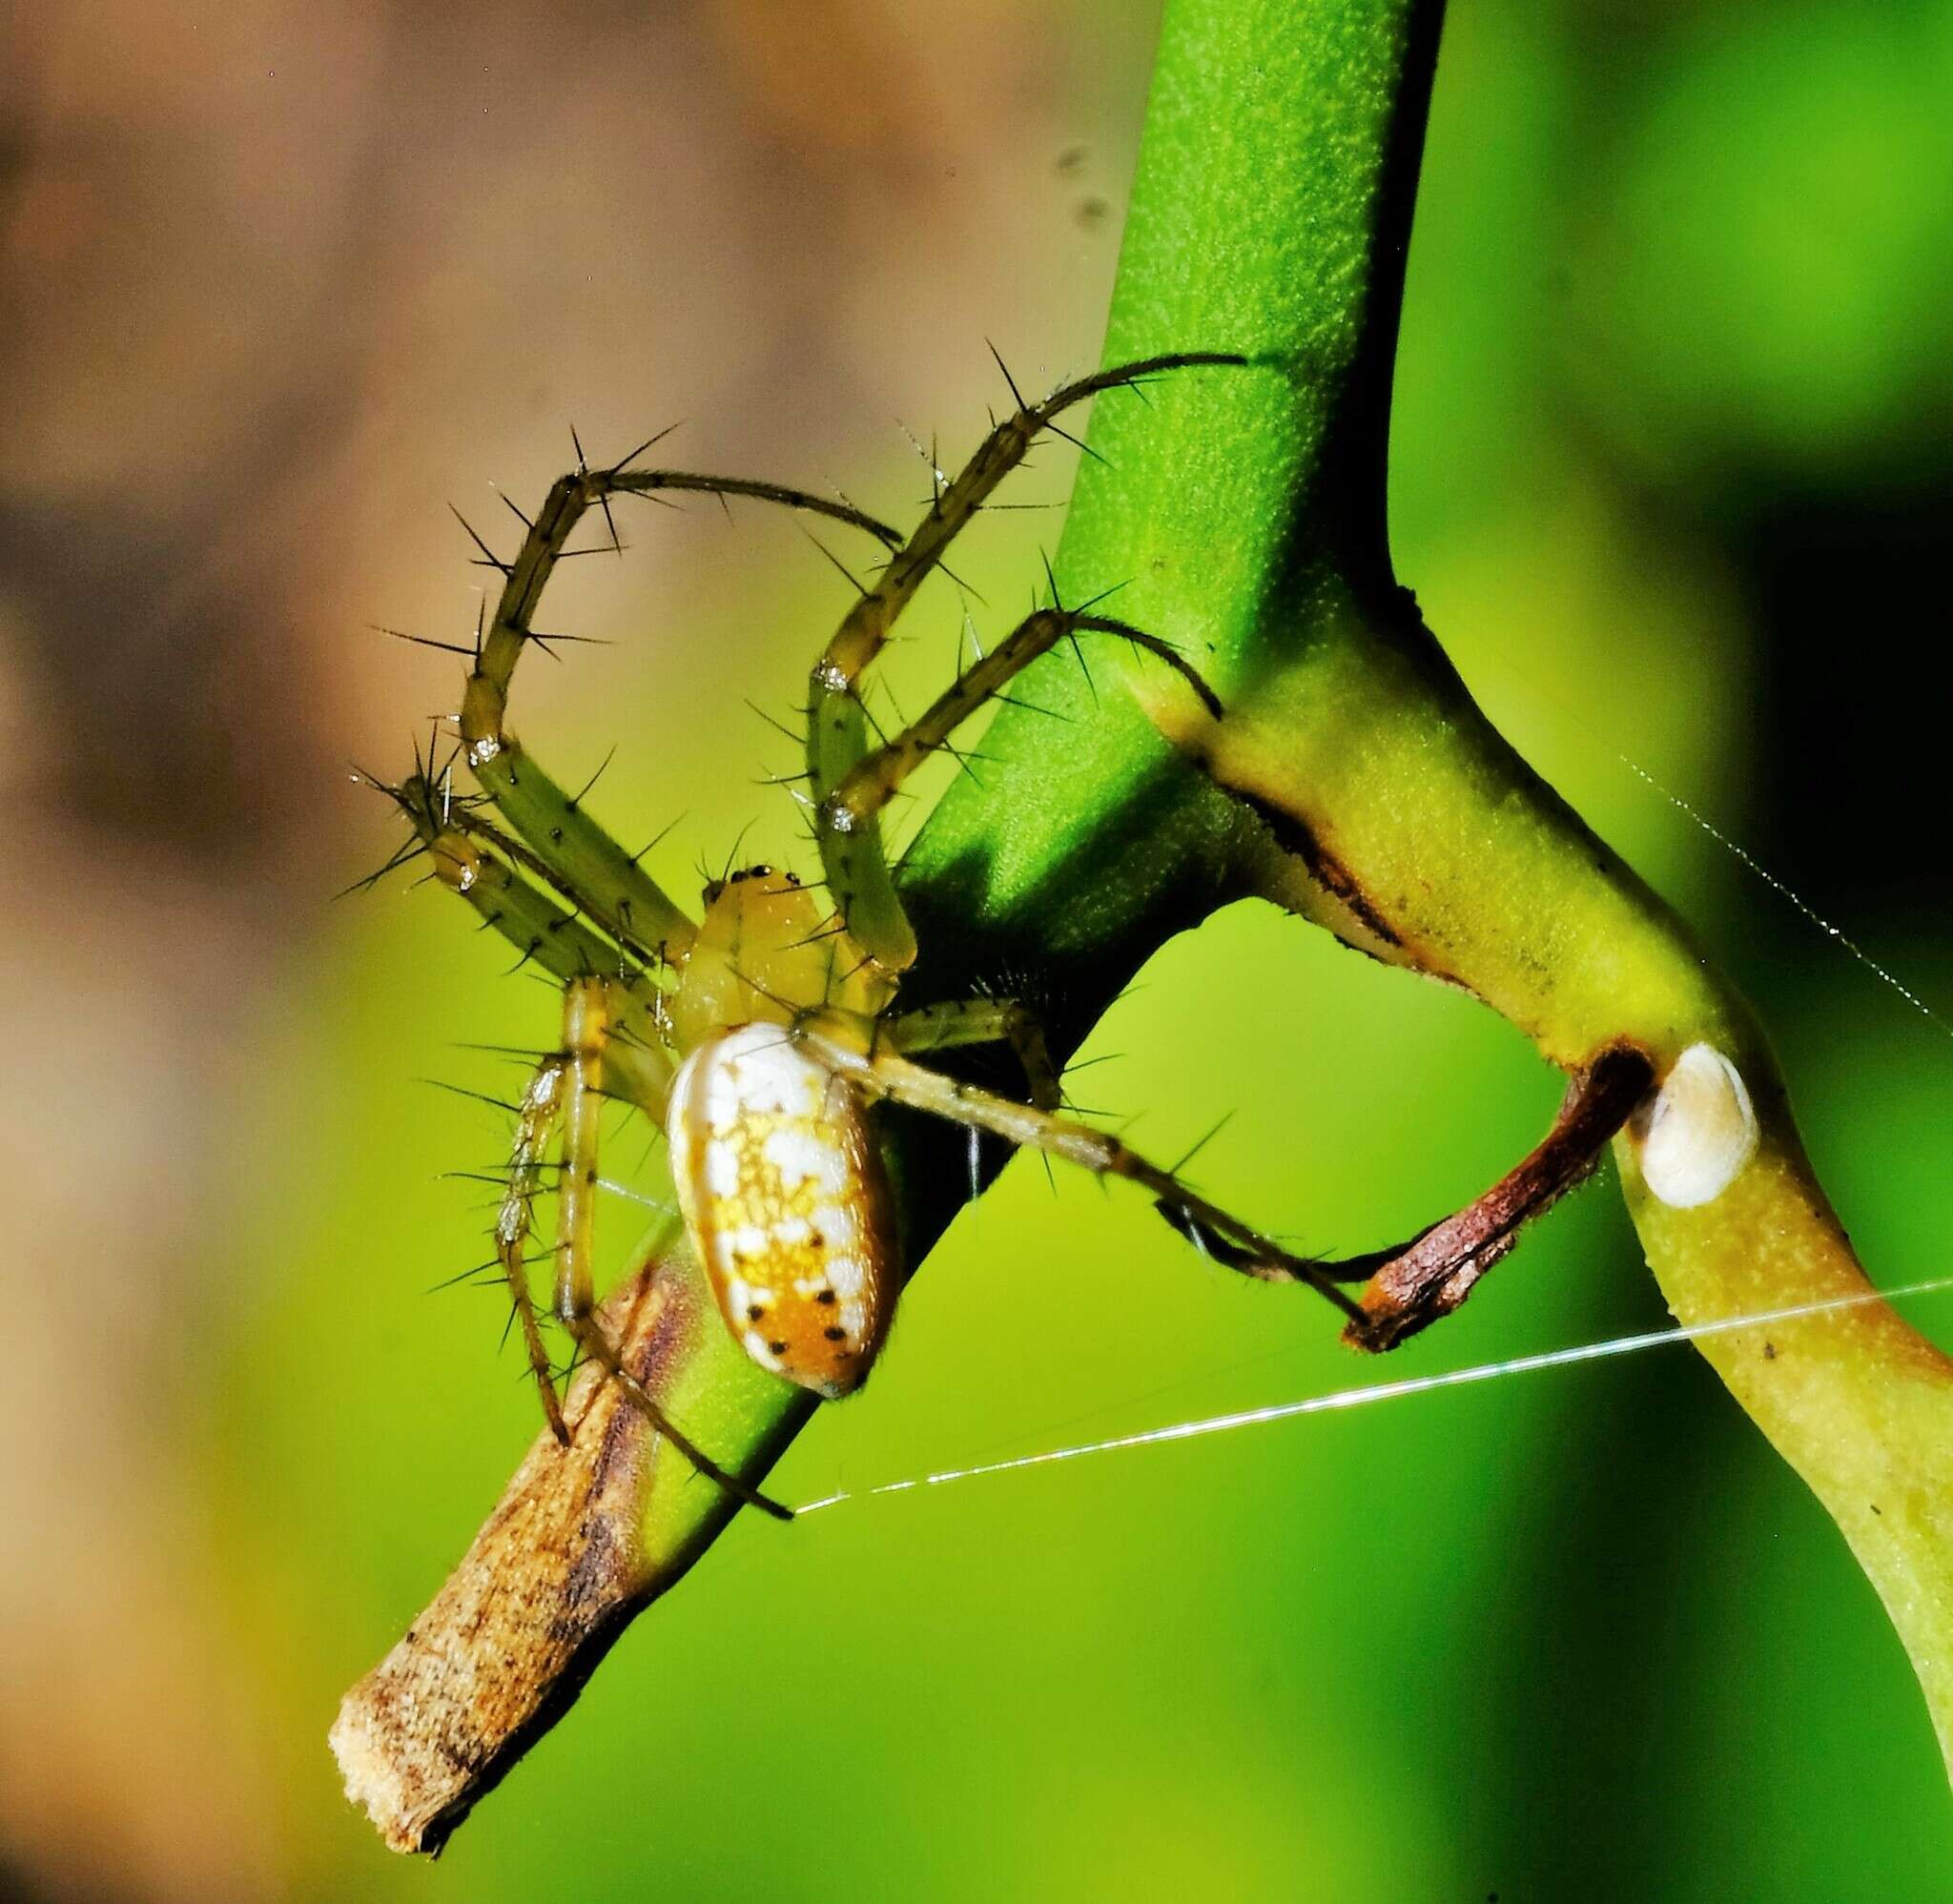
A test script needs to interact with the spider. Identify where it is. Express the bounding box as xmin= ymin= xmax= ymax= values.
xmin=376 ymin=353 xmax=1367 ymax=1522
